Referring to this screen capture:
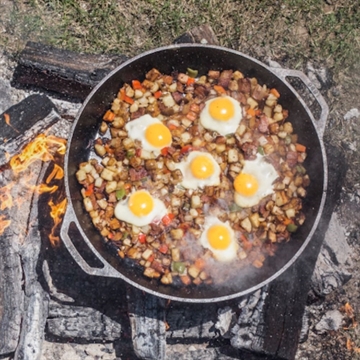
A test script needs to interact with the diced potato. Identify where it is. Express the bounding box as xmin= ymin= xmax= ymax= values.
xmin=227 ymin=149 xmax=239 ymax=163
xmin=97 ymin=199 xmax=108 ymax=210
xmin=162 ymin=93 xmax=175 ymax=108
xmin=249 ymin=212 xmax=260 ymax=228
xmin=94 ymin=144 xmax=106 ymax=157
xmin=247 ymin=97 xmax=258 ymax=109
xmin=129 ymin=101 xmax=139 ymax=113
xmin=142 ymin=248 xmax=153 ymax=260
xmin=76 ymin=169 xmax=87 ymax=182
xmin=268 ymin=230 xmax=277 ymax=243
xmin=240 ymin=217 xmax=252 ymax=232
xmin=144 ymin=267 xmax=160 ymax=278
xmin=191 ymin=195 xmax=201 ymax=208
xmin=122 ymin=138 xmax=134 ymax=150
xmin=83 ymin=197 xmax=93 ymax=212
xmin=101 ymin=168 xmax=115 ymax=181
xmin=188 ymin=265 xmax=200 ymax=279
xmin=171 ymin=247 xmax=181 ymax=261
